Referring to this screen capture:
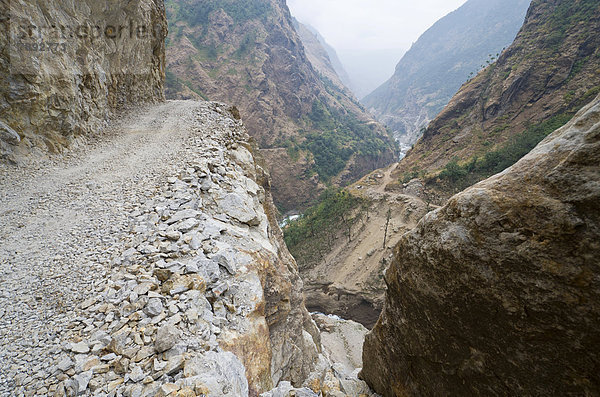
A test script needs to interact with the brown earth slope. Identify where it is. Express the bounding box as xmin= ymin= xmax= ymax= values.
xmin=164 ymin=0 xmax=397 ymax=211
xmin=298 ymin=167 xmax=430 ymax=328
xmin=396 ymin=0 xmax=600 ymax=177
xmin=362 ymin=94 xmax=600 ymax=396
